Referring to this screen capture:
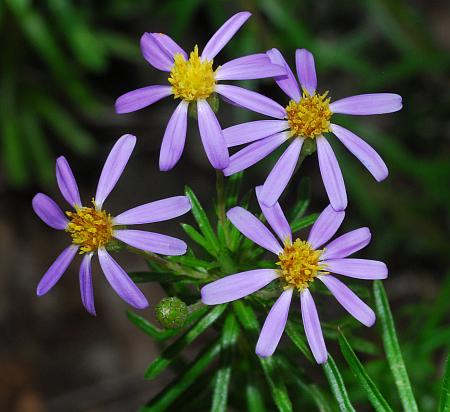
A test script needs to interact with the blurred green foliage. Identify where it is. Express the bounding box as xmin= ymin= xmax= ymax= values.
xmin=2 ymin=0 xmax=449 ymax=410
